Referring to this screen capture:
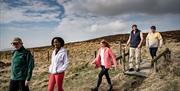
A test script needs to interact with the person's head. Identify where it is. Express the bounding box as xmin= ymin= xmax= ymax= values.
xmin=150 ymin=26 xmax=156 ymax=33
xmin=132 ymin=24 xmax=137 ymax=31
xmin=51 ymin=37 xmax=64 ymax=49
xmin=11 ymin=37 xmax=23 ymax=50
xmin=100 ymin=39 xmax=110 ymax=48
